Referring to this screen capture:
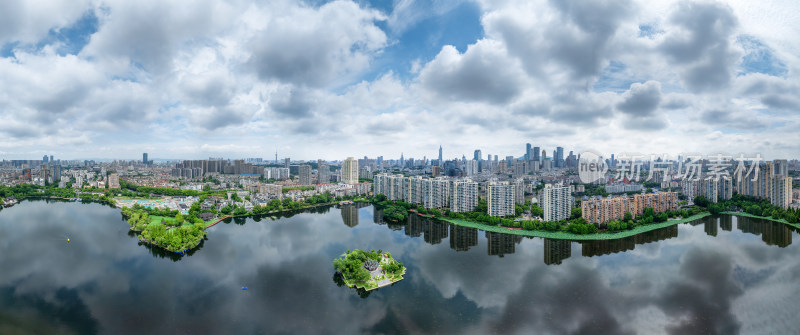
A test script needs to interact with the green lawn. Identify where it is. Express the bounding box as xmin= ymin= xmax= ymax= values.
xmin=148 ymin=215 xmax=174 ymax=225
